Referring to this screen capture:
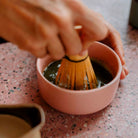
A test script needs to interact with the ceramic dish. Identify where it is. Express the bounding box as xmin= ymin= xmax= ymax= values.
xmin=0 ymin=104 xmax=45 ymax=138
xmin=37 ymin=42 xmax=122 ymax=115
